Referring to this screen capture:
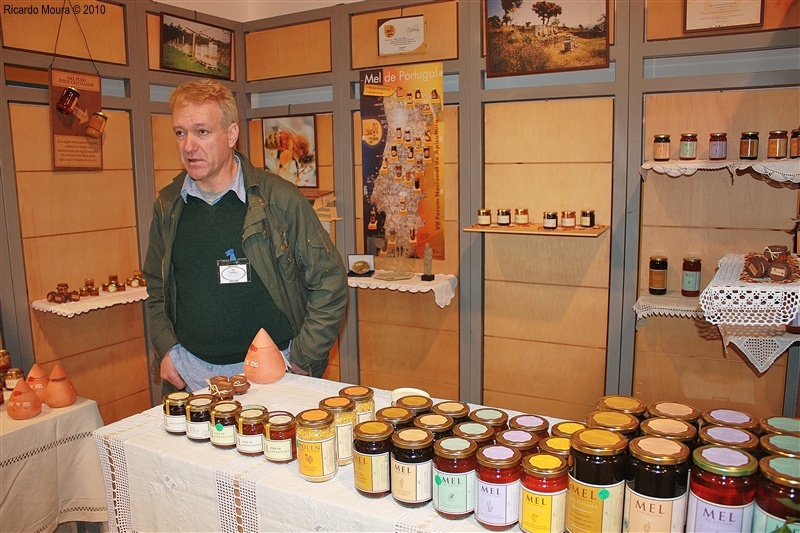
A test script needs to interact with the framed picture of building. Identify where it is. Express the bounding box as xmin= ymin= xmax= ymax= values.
xmin=160 ymin=13 xmax=233 ymax=80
